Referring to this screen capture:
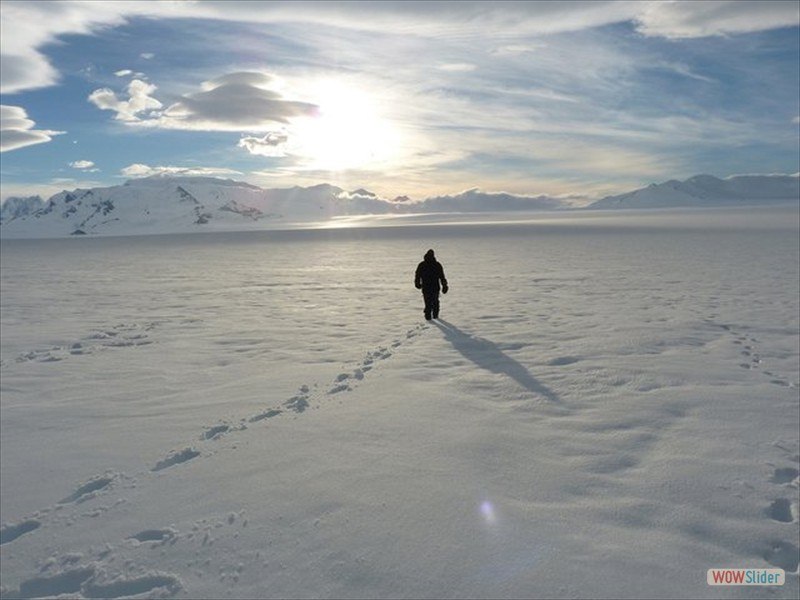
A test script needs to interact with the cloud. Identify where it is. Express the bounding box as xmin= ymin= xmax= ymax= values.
xmin=635 ymin=1 xmax=800 ymax=38
xmin=491 ymin=43 xmax=548 ymax=57
xmin=158 ymin=72 xmax=318 ymax=131
xmin=89 ymin=71 xmax=318 ymax=132
xmin=0 ymin=104 xmax=65 ymax=152
xmin=659 ymin=61 xmax=716 ymax=83
xmin=238 ymin=131 xmax=290 ymax=157
xmin=120 ymin=163 xmax=243 ymax=178
xmin=793 ymin=116 xmax=800 ymax=124
xmin=69 ymin=159 xmax=99 ymax=171
xmin=88 ymin=78 xmax=162 ymax=122
xmin=4 ymin=1 xmax=797 ymax=96
xmin=437 ymin=63 xmax=477 ymax=72
xmin=0 ymin=1 xmax=131 ymax=93
xmin=113 ymin=69 xmax=145 ymax=79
